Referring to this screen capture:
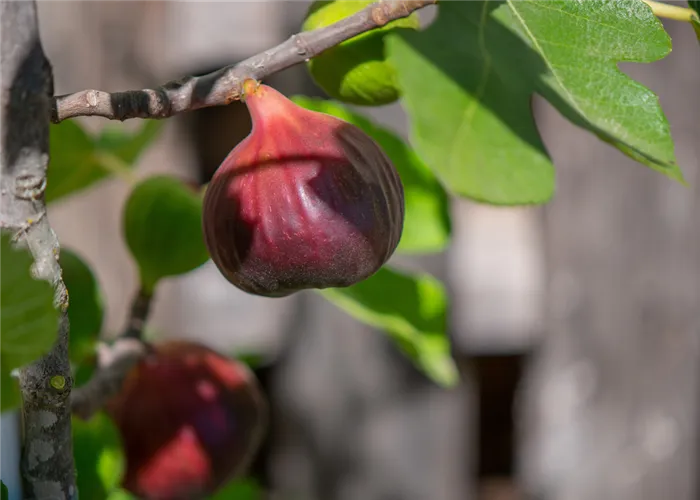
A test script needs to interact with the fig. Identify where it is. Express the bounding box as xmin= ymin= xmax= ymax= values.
xmin=202 ymin=80 xmax=404 ymax=297
xmin=106 ymin=341 xmax=267 ymax=500
xmin=123 ymin=175 xmax=210 ymax=293
xmin=301 ymin=0 xmax=419 ymax=106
